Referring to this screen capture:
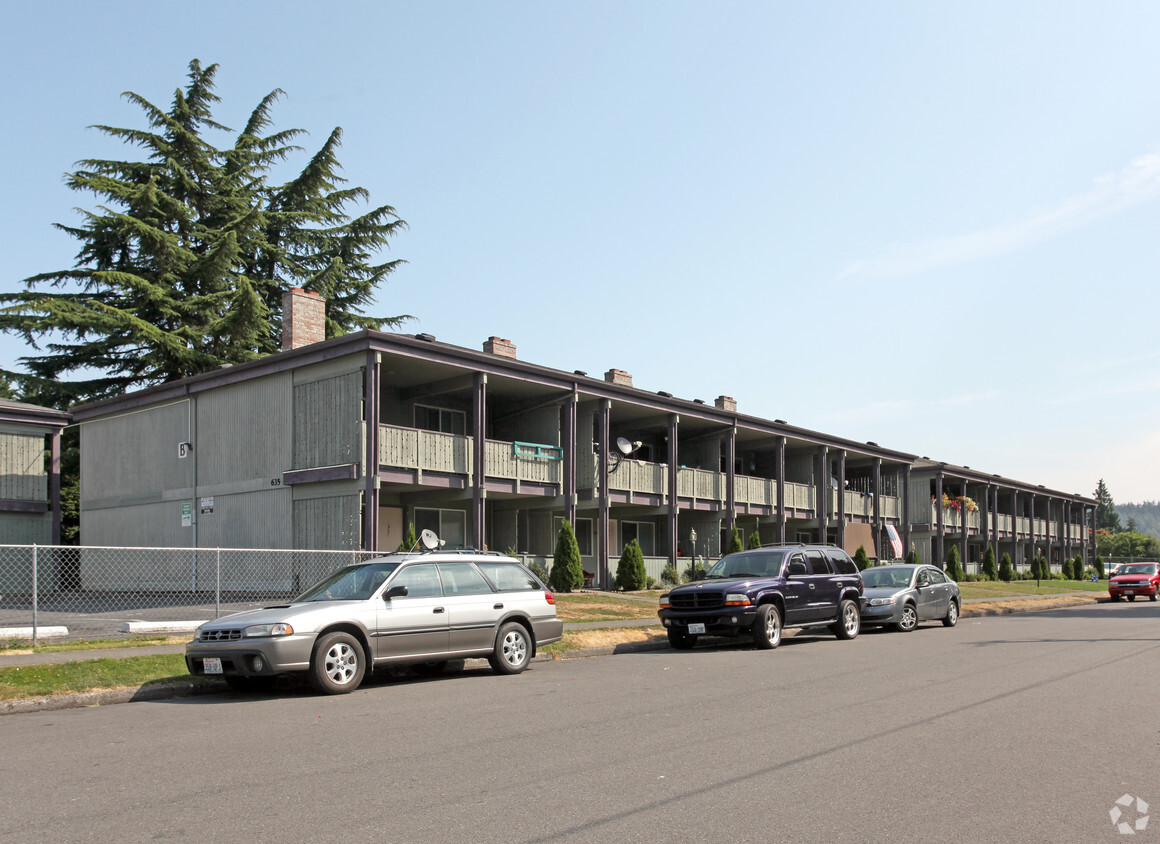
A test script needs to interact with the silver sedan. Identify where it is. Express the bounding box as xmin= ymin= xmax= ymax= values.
xmin=859 ymin=564 xmax=961 ymax=632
